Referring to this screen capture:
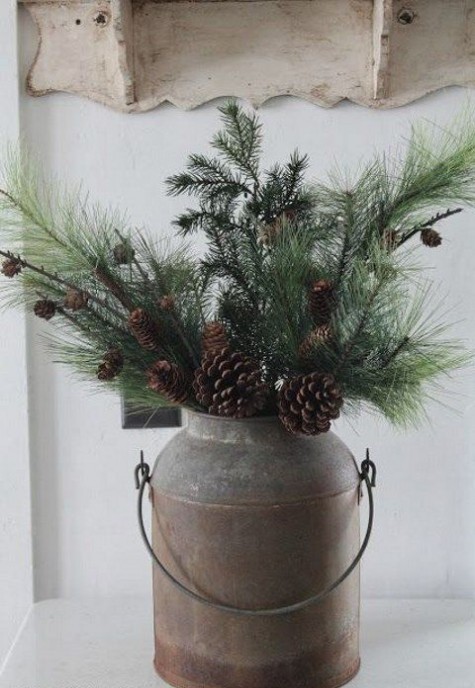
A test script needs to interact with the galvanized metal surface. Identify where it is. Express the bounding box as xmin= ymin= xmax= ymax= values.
xmin=150 ymin=413 xmax=361 ymax=688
